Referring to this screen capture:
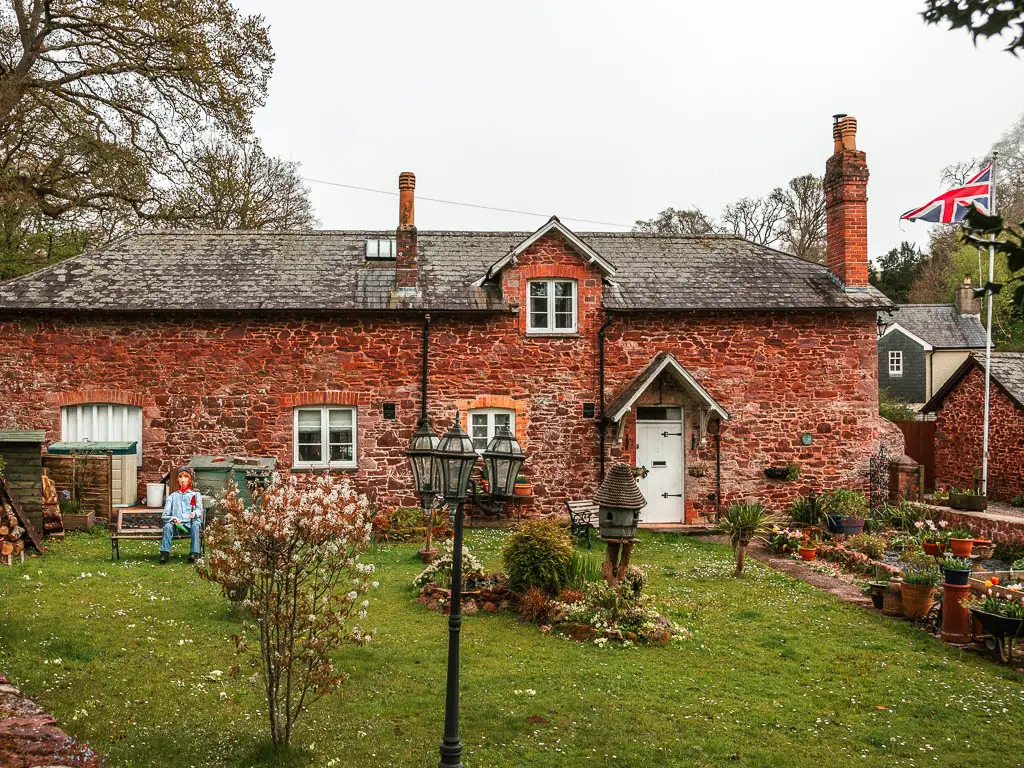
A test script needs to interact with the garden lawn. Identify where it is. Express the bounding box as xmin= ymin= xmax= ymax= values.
xmin=1 ymin=529 xmax=1022 ymax=768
